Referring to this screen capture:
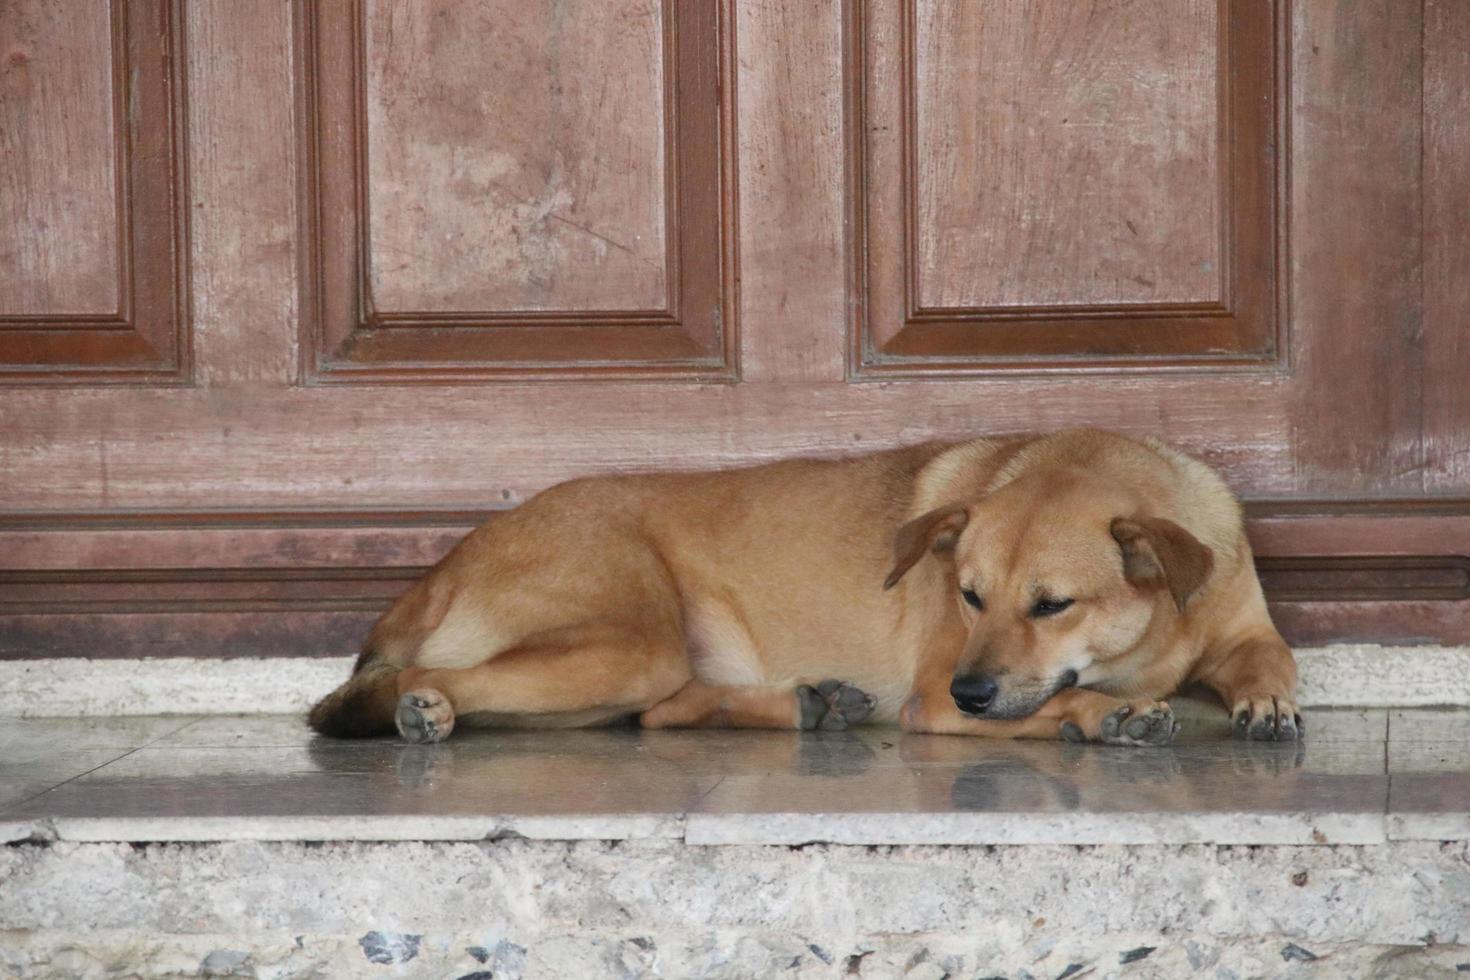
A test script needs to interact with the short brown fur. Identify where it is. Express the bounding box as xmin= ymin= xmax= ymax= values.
xmin=310 ymin=429 xmax=1301 ymax=745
